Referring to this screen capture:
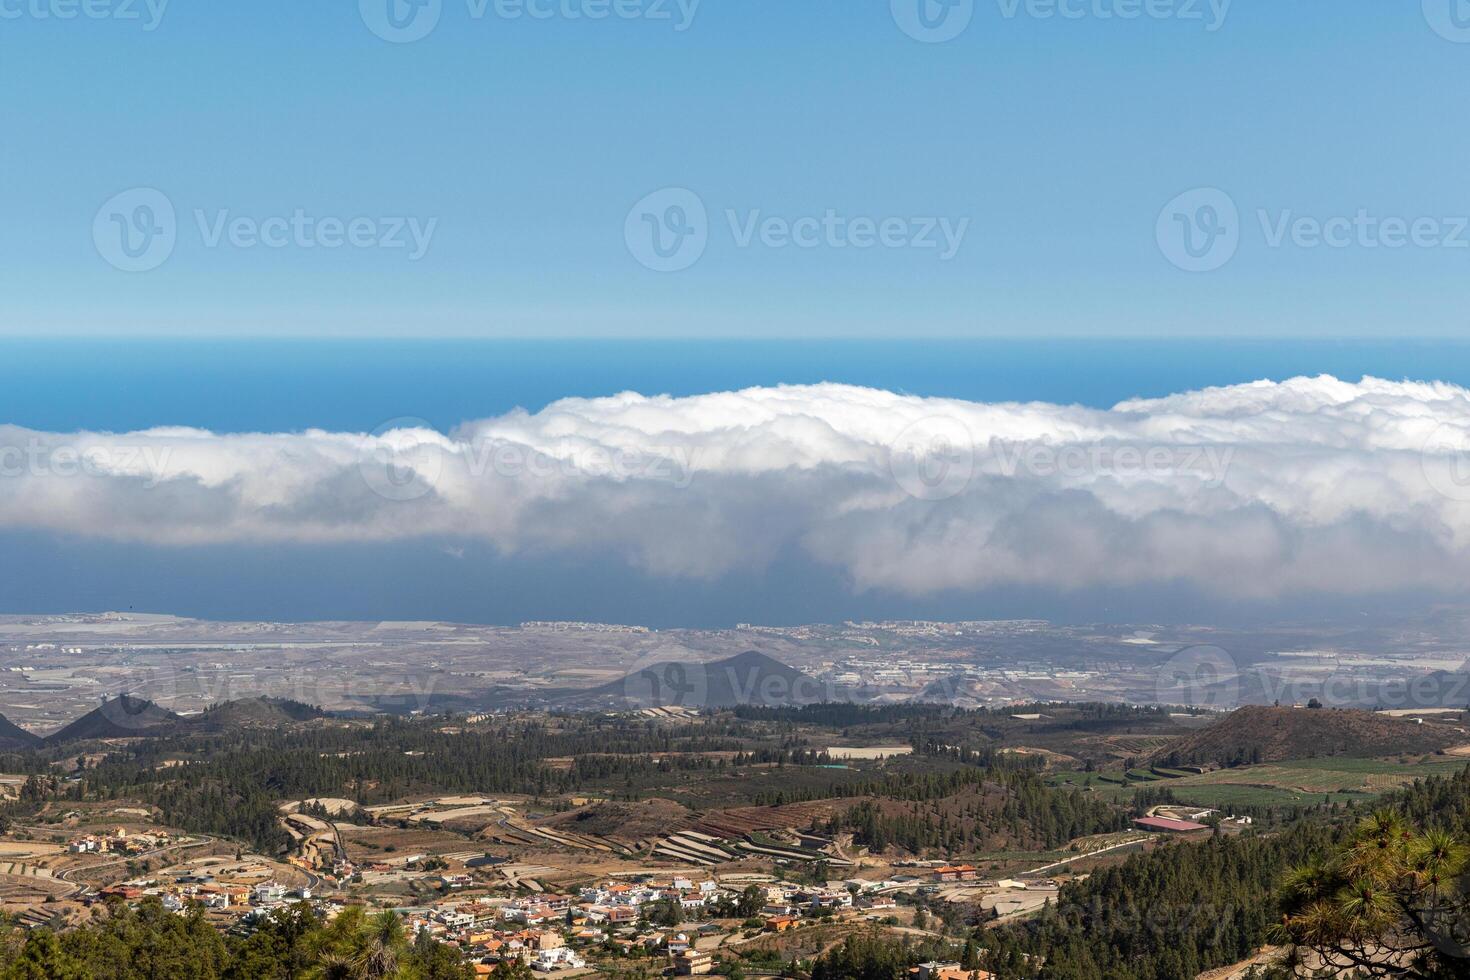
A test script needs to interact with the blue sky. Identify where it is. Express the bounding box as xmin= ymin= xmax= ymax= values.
xmin=8 ymin=5 xmax=1470 ymax=628
xmin=5 ymin=0 xmax=1470 ymax=338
